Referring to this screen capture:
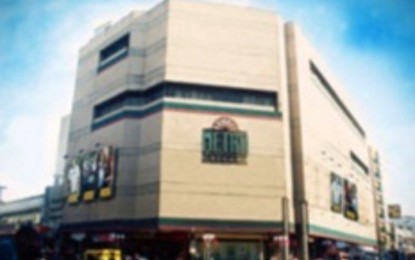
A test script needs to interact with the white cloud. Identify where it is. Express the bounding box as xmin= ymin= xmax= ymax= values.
xmin=0 ymin=1 xmax=157 ymax=201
